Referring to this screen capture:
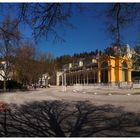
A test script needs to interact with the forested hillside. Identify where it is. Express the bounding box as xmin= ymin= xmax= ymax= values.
xmin=55 ymin=49 xmax=102 ymax=70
